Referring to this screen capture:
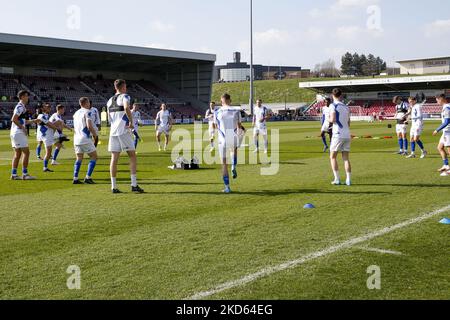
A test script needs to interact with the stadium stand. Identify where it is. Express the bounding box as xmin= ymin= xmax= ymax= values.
xmin=0 ymin=75 xmax=202 ymax=121
xmin=0 ymin=33 xmax=216 ymax=125
xmin=301 ymin=98 xmax=441 ymax=118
